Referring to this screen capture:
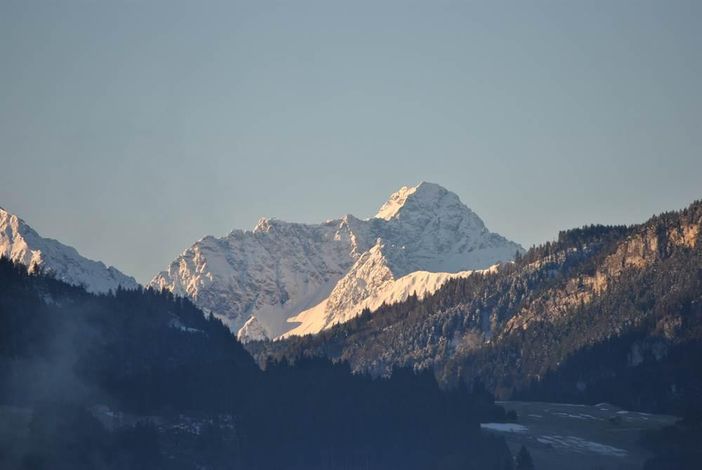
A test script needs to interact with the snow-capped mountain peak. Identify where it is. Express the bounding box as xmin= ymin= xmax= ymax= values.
xmin=0 ymin=207 xmax=138 ymax=293
xmin=151 ymin=183 xmax=523 ymax=341
xmin=375 ymin=182 xmax=476 ymax=224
